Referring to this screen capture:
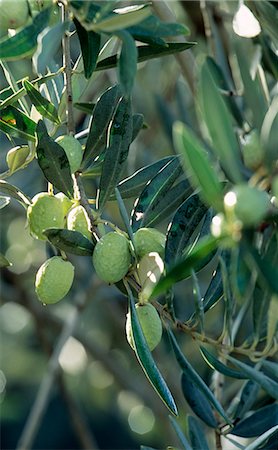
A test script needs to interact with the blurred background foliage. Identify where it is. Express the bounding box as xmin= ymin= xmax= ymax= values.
xmin=0 ymin=1 xmax=277 ymax=449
